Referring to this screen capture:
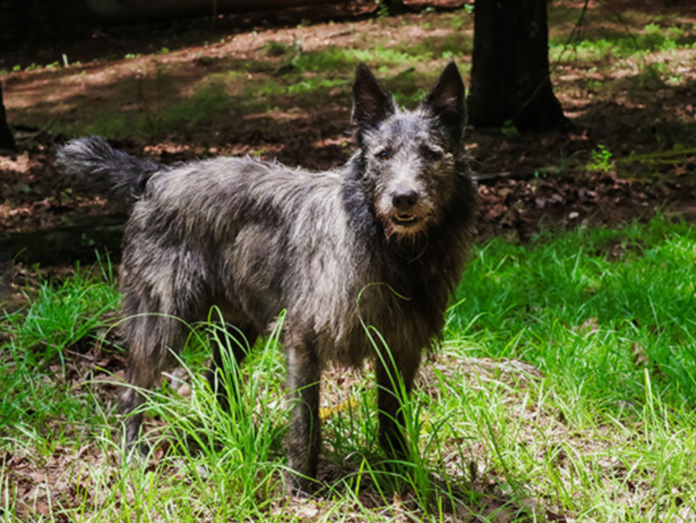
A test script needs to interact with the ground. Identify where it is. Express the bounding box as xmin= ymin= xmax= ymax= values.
xmin=1 ymin=1 xmax=696 ymax=521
